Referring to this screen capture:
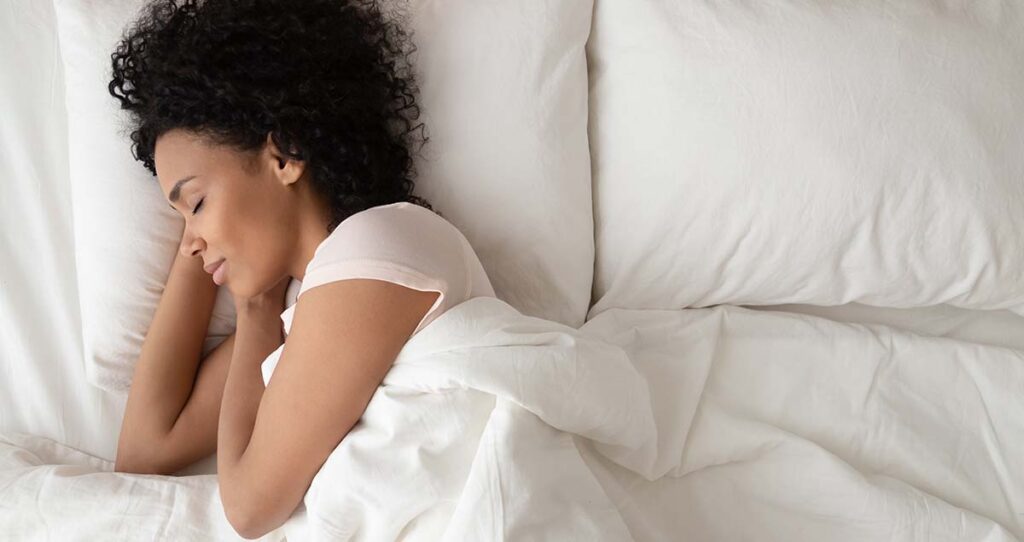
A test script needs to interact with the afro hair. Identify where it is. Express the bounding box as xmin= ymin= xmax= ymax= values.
xmin=108 ymin=0 xmax=435 ymax=233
